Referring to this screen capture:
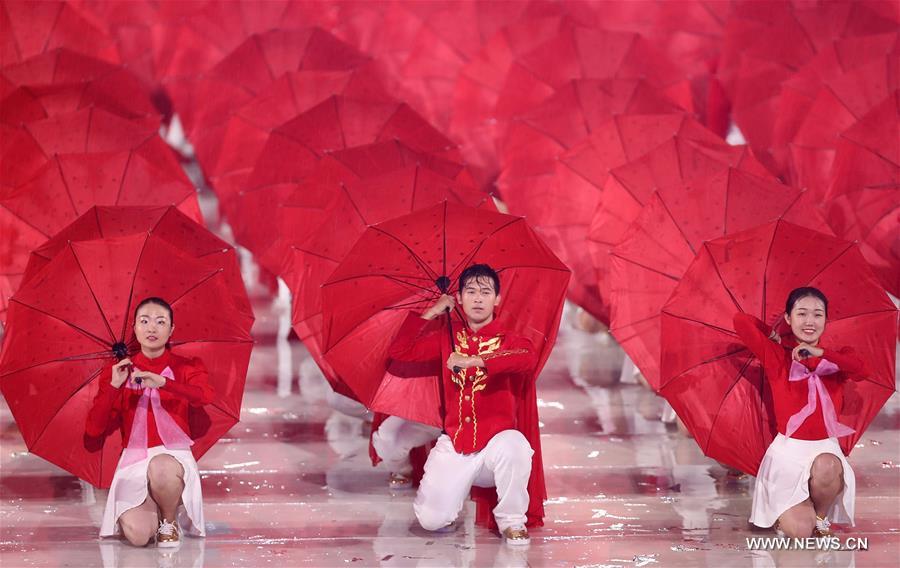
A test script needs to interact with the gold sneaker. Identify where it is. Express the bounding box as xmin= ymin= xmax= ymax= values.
xmin=502 ymin=525 xmax=531 ymax=546
xmin=814 ymin=516 xmax=832 ymax=537
xmin=156 ymin=519 xmax=180 ymax=548
xmin=388 ymin=472 xmax=413 ymax=489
